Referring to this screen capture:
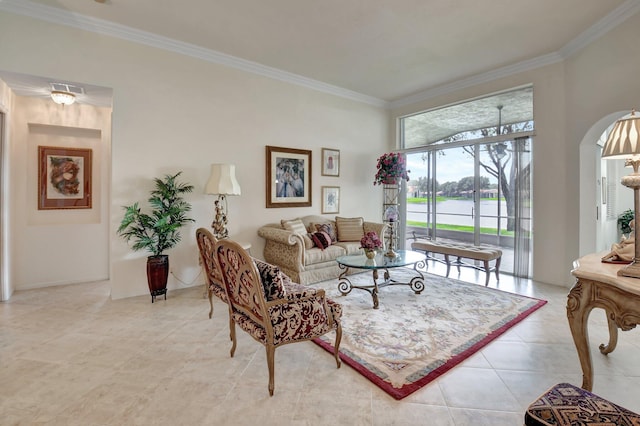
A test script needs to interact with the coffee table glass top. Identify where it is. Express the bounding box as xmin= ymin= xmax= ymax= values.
xmin=336 ymin=249 xmax=426 ymax=270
